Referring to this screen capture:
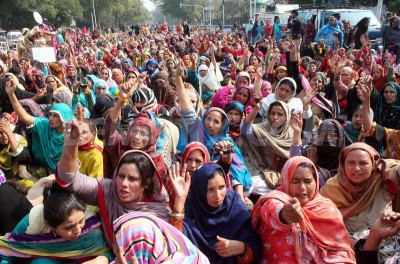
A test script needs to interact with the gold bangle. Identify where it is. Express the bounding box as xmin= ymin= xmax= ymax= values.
xmin=170 ymin=212 xmax=185 ymax=218
xmin=115 ymin=90 xmax=128 ymax=105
